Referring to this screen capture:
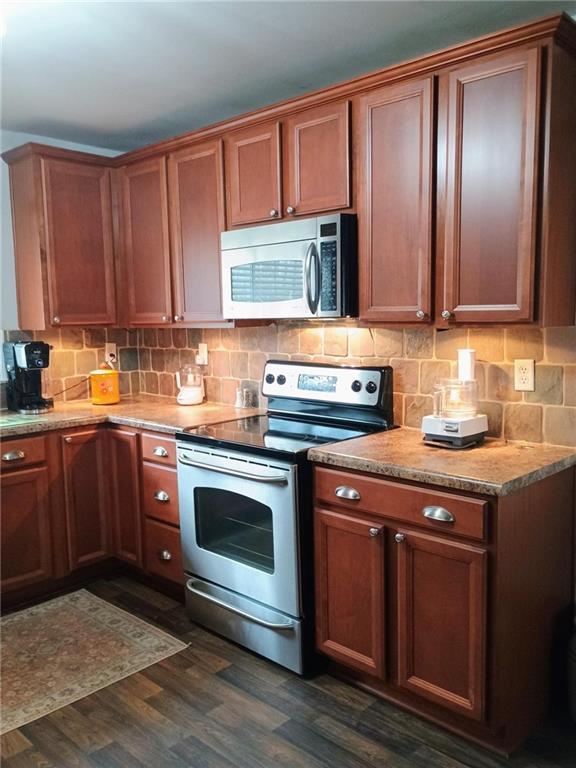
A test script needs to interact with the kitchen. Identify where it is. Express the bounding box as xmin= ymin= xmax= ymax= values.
xmin=1 ymin=2 xmax=576 ymax=766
